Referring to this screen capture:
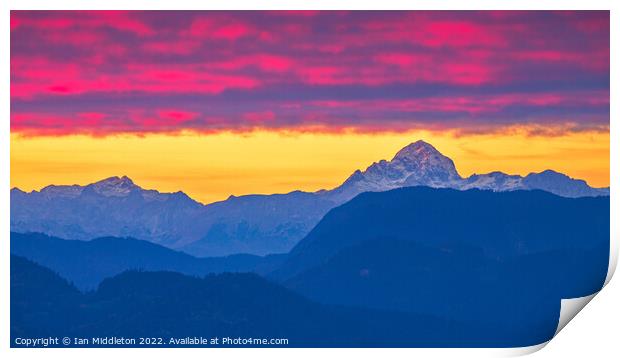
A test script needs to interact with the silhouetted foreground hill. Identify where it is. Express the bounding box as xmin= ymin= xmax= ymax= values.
xmin=12 ymin=255 xmax=551 ymax=348
xmin=11 ymin=232 xmax=285 ymax=291
xmin=274 ymin=187 xmax=609 ymax=280
xmin=285 ymin=239 xmax=607 ymax=327
xmin=11 ymin=256 xmax=82 ymax=339
xmin=275 ymin=188 xmax=609 ymax=345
